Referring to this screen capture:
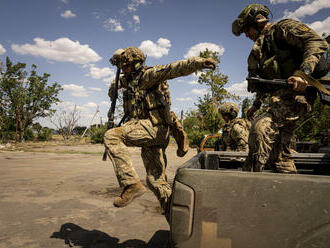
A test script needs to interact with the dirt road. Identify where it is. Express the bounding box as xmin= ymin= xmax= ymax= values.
xmin=0 ymin=144 xmax=196 ymax=248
